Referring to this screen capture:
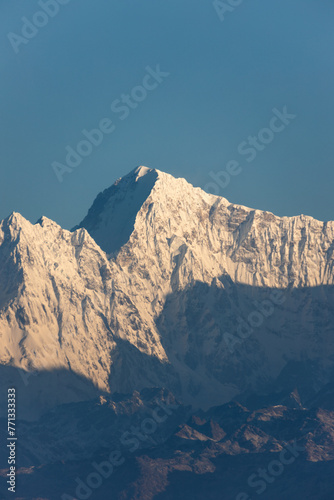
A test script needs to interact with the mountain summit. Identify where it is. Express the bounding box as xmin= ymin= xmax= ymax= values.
xmin=77 ymin=165 xmax=334 ymax=287
xmin=73 ymin=166 xmax=160 ymax=254
xmin=1 ymin=167 xmax=334 ymax=419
